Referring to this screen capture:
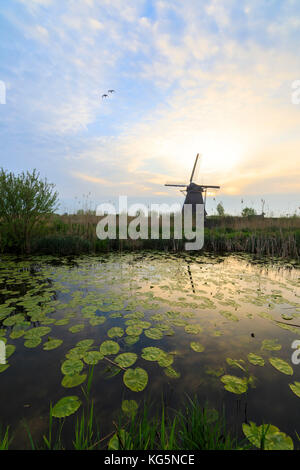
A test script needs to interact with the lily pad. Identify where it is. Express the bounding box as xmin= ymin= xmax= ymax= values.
xmin=289 ymin=381 xmax=300 ymax=398
xmin=99 ymin=340 xmax=120 ymax=356
xmin=61 ymin=359 xmax=84 ymax=376
xmin=43 ymin=338 xmax=63 ymax=351
xmin=261 ymin=339 xmax=281 ymax=351
xmin=190 ymin=342 xmax=205 ymax=352
xmin=221 ymin=375 xmax=248 ymax=394
xmin=83 ymin=350 xmax=104 ymax=365
xmin=144 ymin=328 xmax=163 ymax=340
xmin=122 ymin=399 xmax=138 ymax=417
xmin=185 ymin=325 xmax=203 ymax=334
xmin=269 ymin=357 xmax=293 ymax=375
xmin=242 ymin=421 xmax=293 ymax=450
xmin=69 ymin=324 xmax=85 ymax=333
xmin=126 ymin=326 xmax=143 ymax=336
xmin=247 ymin=353 xmax=265 ymax=367
xmin=163 ymin=366 xmax=180 ymax=379
xmin=61 ymin=373 xmax=87 ymax=388
xmin=115 ymin=353 xmax=137 ymax=368
xmin=123 ymin=367 xmax=148 ymax=392
xmin=141 ymin=347 xmax=165 ymax=362
xmin=52 ymin=396 xmax=81 ymax=418
xmin=107 ymin=327 xmax=124 ymax=338
xmin=24 ymin=337 xmax=42 ymax=348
